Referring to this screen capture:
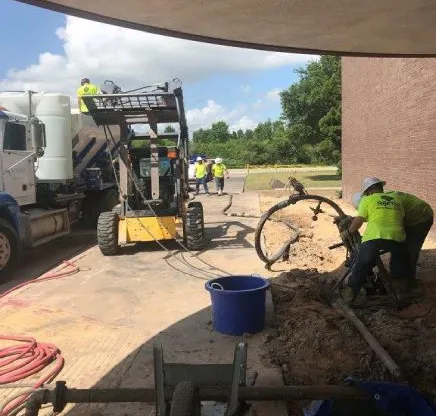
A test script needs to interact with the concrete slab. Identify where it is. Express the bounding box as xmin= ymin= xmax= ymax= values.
xmin=0 ymin=177 xmax=286 ymax=415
